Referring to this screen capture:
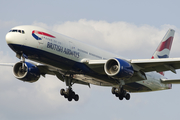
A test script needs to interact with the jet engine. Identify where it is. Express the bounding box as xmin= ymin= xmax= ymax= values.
xmin=13 ymin=61 xmax=40 ymax=82
xmin=104 ymin=58 xmax=134 ymax=79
